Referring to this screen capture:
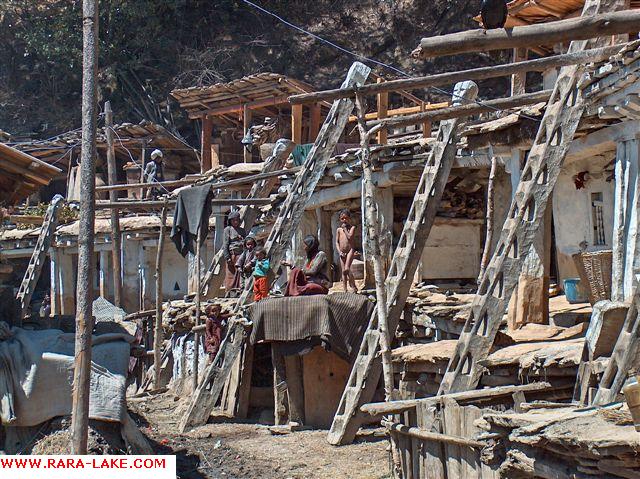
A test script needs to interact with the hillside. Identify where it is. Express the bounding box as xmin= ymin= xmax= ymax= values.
xmin=0 ymin=0 xmax=508 ymax=144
